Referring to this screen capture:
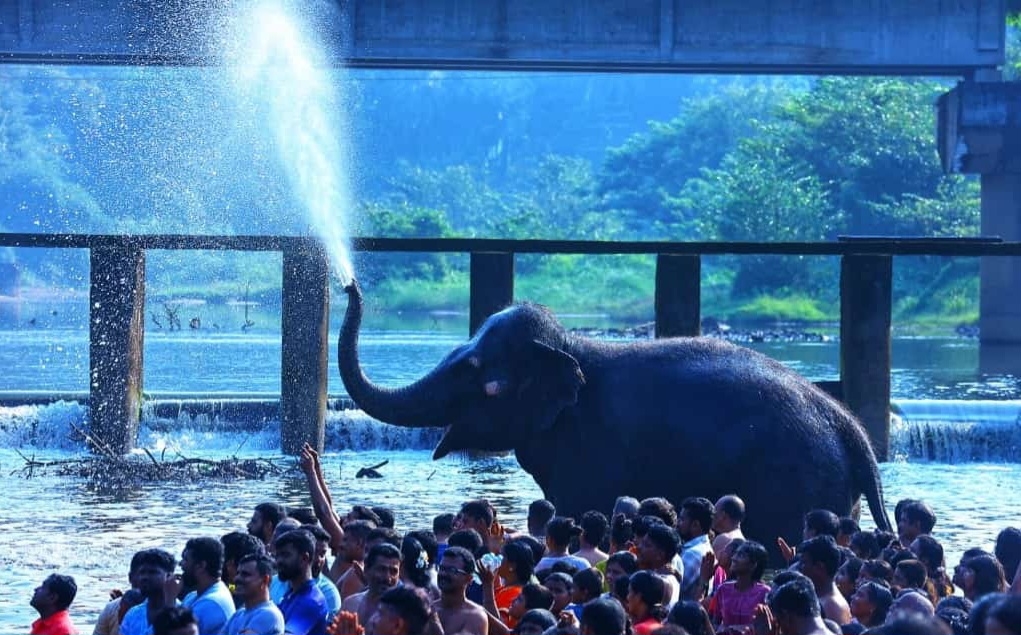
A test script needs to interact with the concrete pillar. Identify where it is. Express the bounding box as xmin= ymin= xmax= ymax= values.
xmin=89 ymin=243 xmax=145 ymax=454
xmin=469 ymin=252 xmax=514 ymax=336
xmin=281 ymin=241 xmax=330 ymax=454
xmin=979 ymin=170 xmax=1021 ymax=373
xmin=654 ymin=254 xmax=700 ymax=337
xmin=840 ymin=255 xmax=892 ymax=461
